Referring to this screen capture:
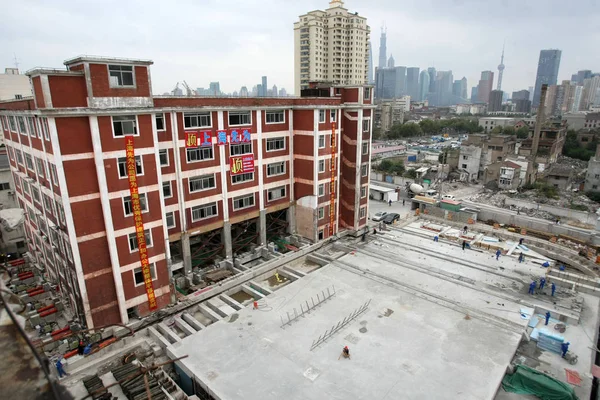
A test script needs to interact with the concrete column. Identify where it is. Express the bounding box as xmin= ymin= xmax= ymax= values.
xmin=181 ymin=234 xmax=192 ymax=275
xmin=259 ymin=209 xmax=267 ymax=246
xmin=287 ymin=205 xmax=296 ymax=234
xmin=223 ymin=222 xmax=233 ymax=259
